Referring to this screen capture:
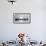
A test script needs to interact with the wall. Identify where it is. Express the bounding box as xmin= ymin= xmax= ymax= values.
xmin=0 ymin=0 xmax=46 ymax=41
